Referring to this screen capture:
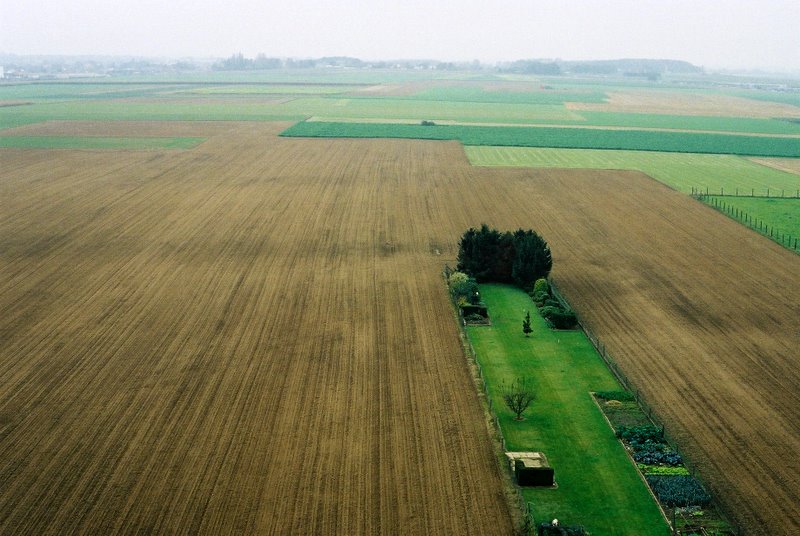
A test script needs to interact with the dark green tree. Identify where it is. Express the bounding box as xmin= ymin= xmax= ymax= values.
xmin=511 ymin=229 xmax=552 ymax=289
xmin=522 ymin=310 xmax=532 ymax=337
